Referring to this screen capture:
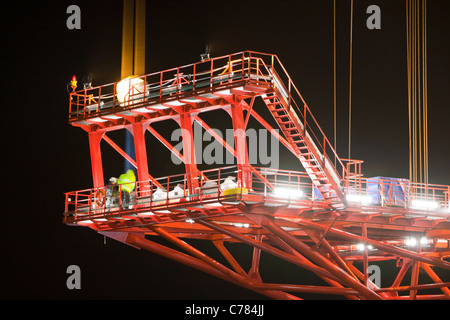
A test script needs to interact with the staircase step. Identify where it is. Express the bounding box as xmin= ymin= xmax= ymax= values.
xmin=306 ymin=164 xmax=322 ymax=169
xmin=316 ymin=183 xmax=332 ymax=188
xmin=289 ymin=133 xmax=304 ymax=137
xmin=303 ymin=158 xmax=319 ymax=163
